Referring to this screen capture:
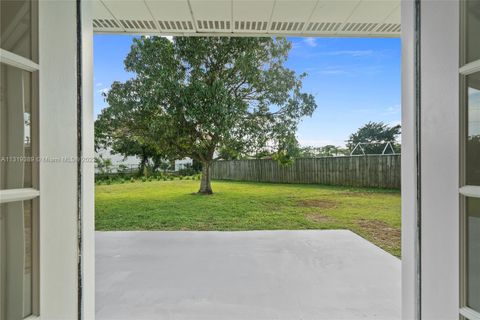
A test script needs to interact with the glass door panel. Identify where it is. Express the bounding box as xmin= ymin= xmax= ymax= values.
xmin=467 ymin=197 xmax=480 ymax=312
xmin=0 ymin=0 xmax=35 ymax=62
xmin=0 ymin=200 xmax=33 ymax=319
xmin=1 ymin=1 xmax=38 ymax=319
xmin=0 ymin=63 xmax=32 ymax=189
xmin=466 ymin=0 xmax=480 ymax=64
xmin=466 ymin=72 xmax=480 ymax=185
xmin=461 ymin=1 xmax=480 ymax=319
